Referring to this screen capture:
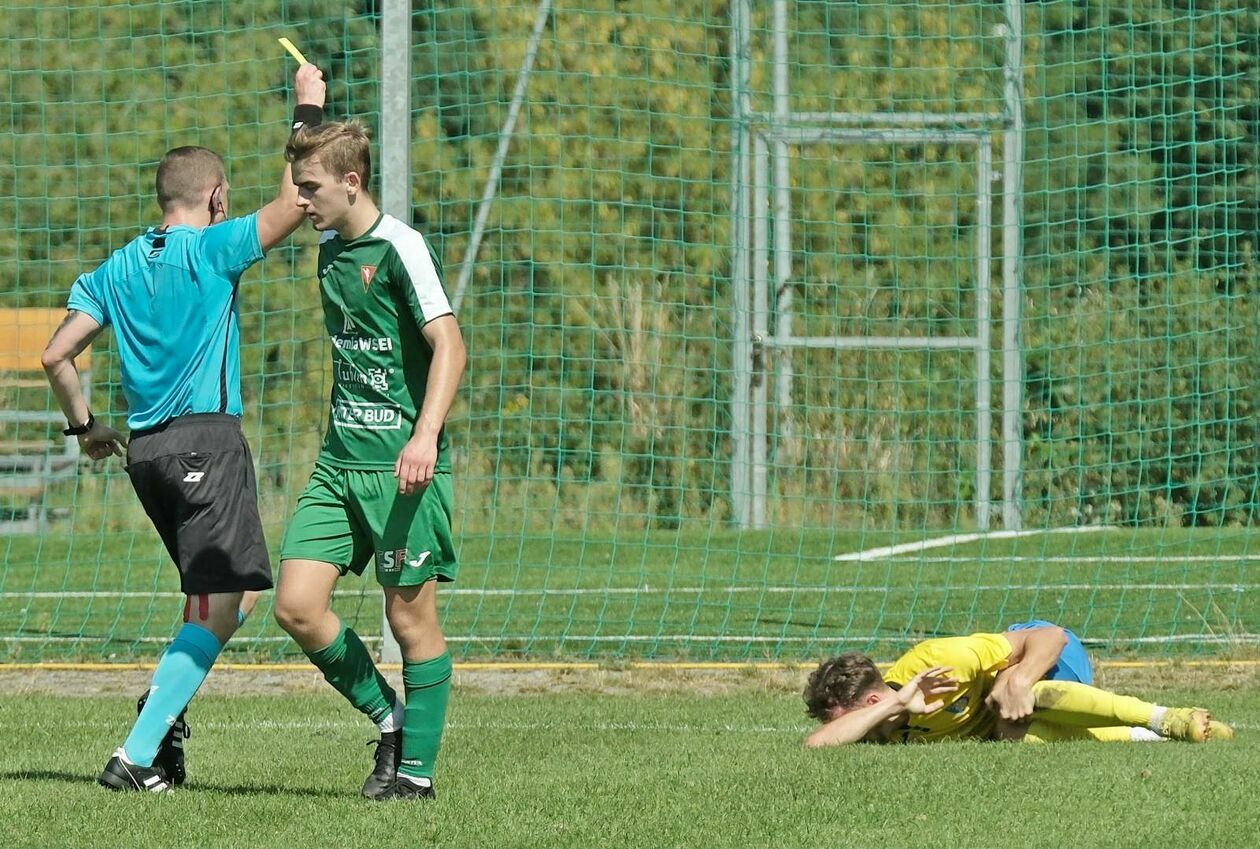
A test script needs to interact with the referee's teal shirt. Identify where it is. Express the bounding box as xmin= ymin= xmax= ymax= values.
xmin=67 ymin=212 xmax=263 ymax=431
